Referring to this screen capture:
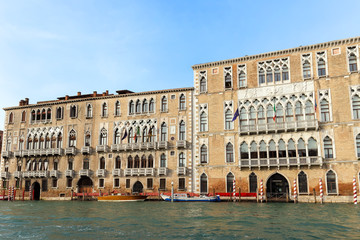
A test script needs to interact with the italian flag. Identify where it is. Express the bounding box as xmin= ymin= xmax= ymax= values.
xmin=273 ymin=105 xmax=276 ymax=122
xmin=134 ymin=127 xmax=140 ymax=141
